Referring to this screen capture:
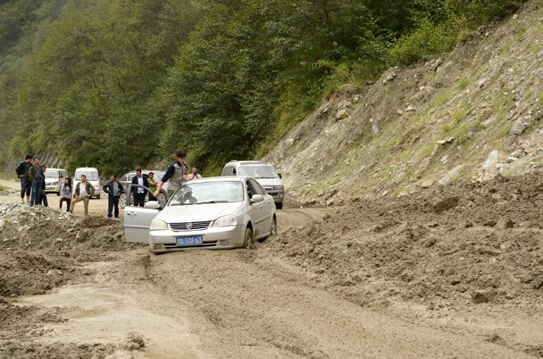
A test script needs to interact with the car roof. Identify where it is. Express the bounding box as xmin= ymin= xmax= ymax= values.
xmin=188 ymin=176 xmax=249 ymax=183
xmin=44 ymin=168 xmax=66 ymax=171
xmin=75 ymin=167 xmax=98 ymax=171
xmin=226 ymin=160 xmax=269 ymax=166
